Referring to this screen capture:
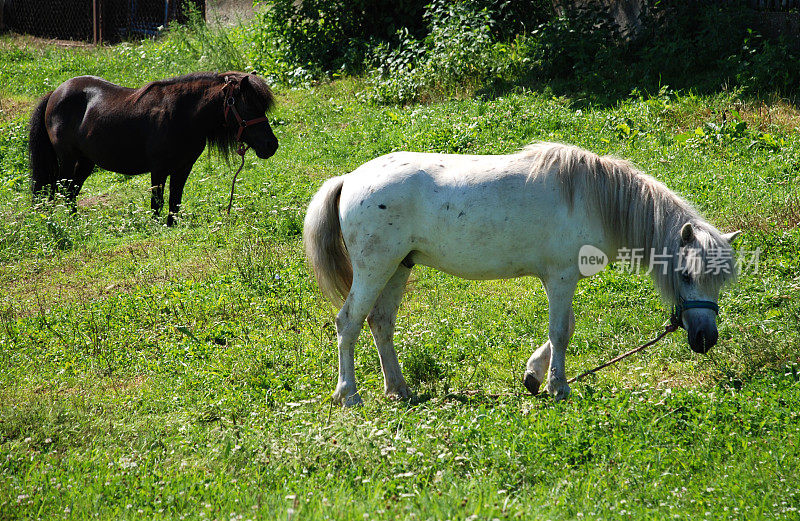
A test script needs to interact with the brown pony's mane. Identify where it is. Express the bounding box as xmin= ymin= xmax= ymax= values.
xmin=130 ymin=71 xmax=276 ymax=161
xmin=131 ymin=71 xmax=275 ymax=108
xmin=224 ymin=71 xmax=277 ymax=112
xmin=129 ymin=71 xmax=219 ymax=102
